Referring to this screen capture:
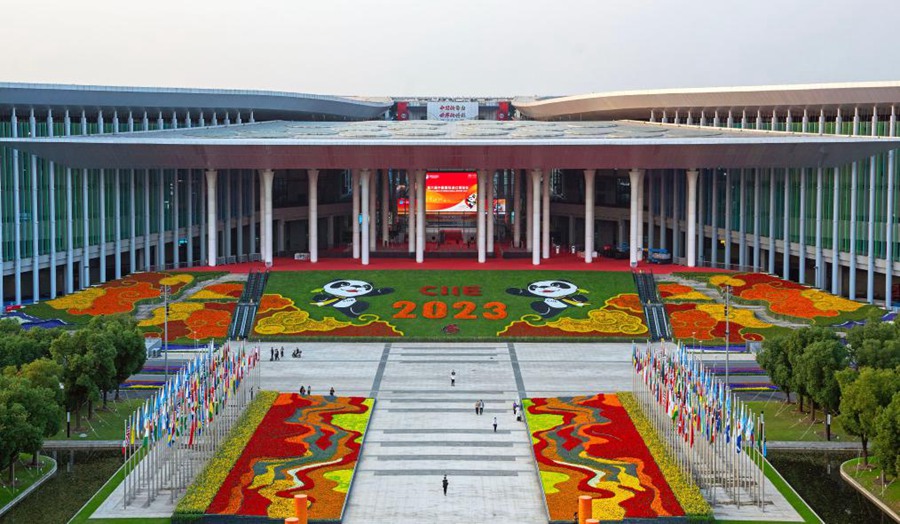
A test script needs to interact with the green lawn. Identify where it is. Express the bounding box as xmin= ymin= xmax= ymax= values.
xmin=744 ymin=400 xmax=856 ymax=442
xmin=258 ymin=270 xmax=641 ymax=340
xmin=0 ymin=453 xmax=55 ymax=508
xmin=47 ymin=397 xmax=145 ymax=441
xmin=841 ymin=458 xmax=900 ymax=516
